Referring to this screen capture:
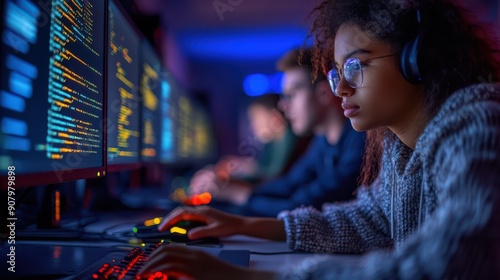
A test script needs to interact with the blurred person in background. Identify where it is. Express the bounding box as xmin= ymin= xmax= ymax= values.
xmin=189 ymin=93 xmax=311 ymax=205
